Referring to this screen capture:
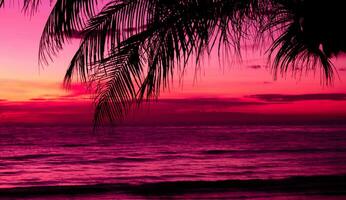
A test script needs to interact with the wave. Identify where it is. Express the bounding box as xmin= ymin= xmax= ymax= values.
xmin=0 ymin=154 xmax=64 ymax=161
xmin=0 ymin=174 xmax=345 ymax=197
xmin=202 ymin=148 xmax=346 ymax=155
